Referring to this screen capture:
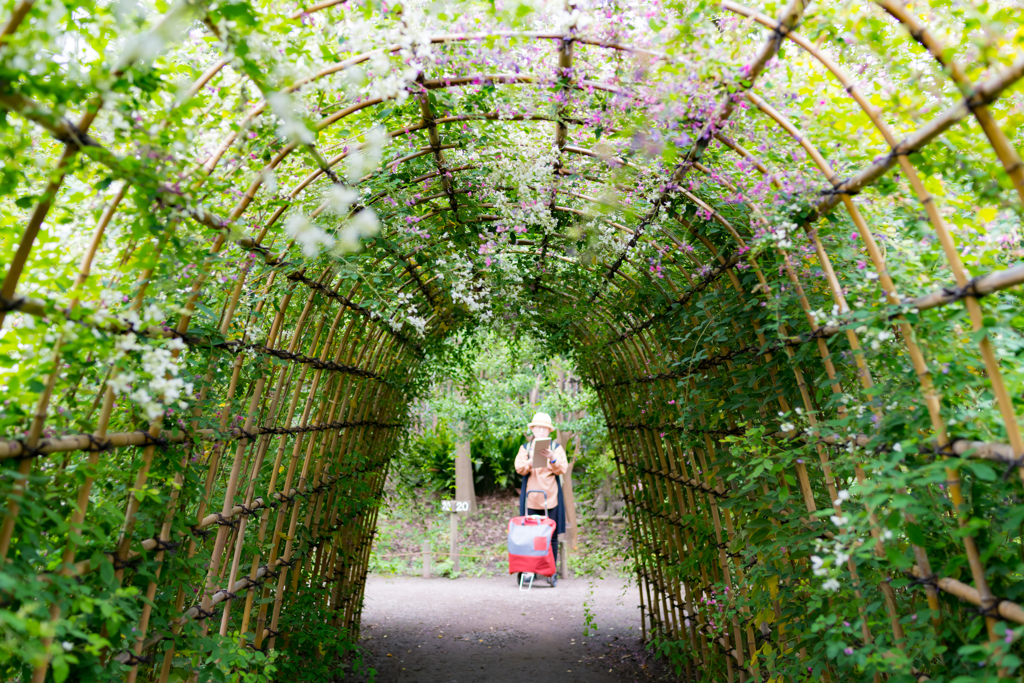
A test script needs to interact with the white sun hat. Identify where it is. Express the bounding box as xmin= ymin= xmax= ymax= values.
xmin=527 ymin=412 xmax=555 ymax=430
